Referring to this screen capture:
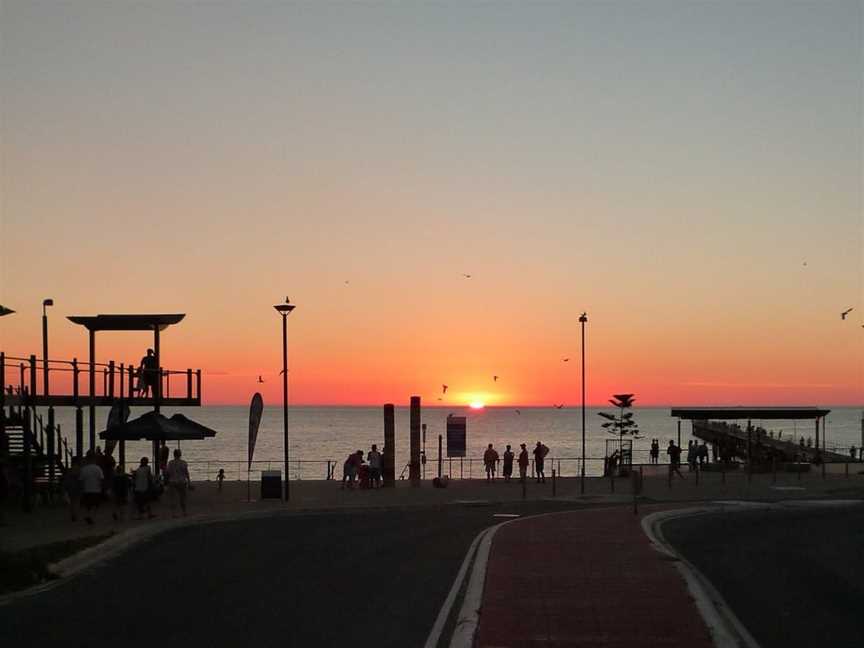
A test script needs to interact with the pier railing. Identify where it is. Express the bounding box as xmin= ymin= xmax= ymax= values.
xmin=1 ymin=352 xmax=202 ymax=407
